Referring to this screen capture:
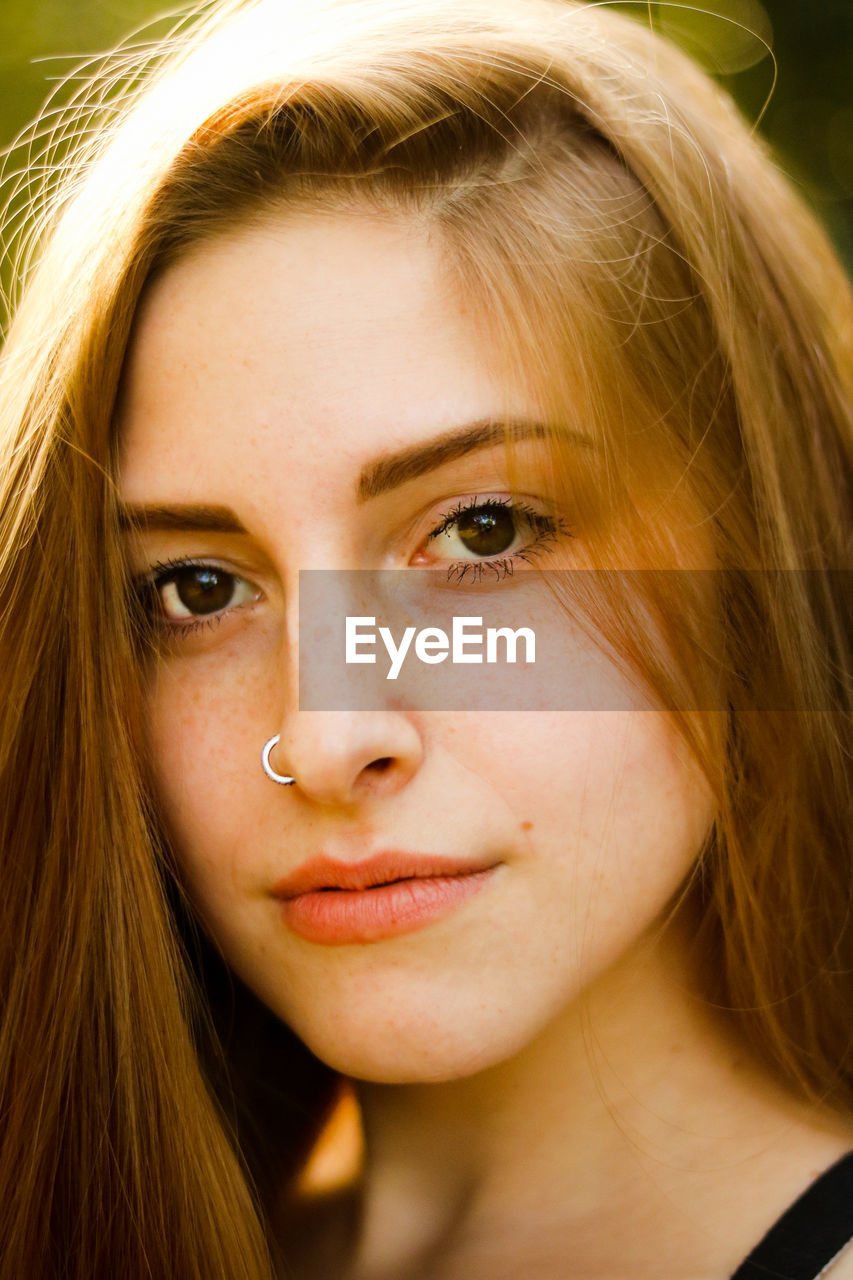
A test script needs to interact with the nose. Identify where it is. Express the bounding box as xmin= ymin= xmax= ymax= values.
xmin=263 ymin=559 xmax=426 ymax=809
xmin=266 ymin=709 xmax=425 ymax=808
